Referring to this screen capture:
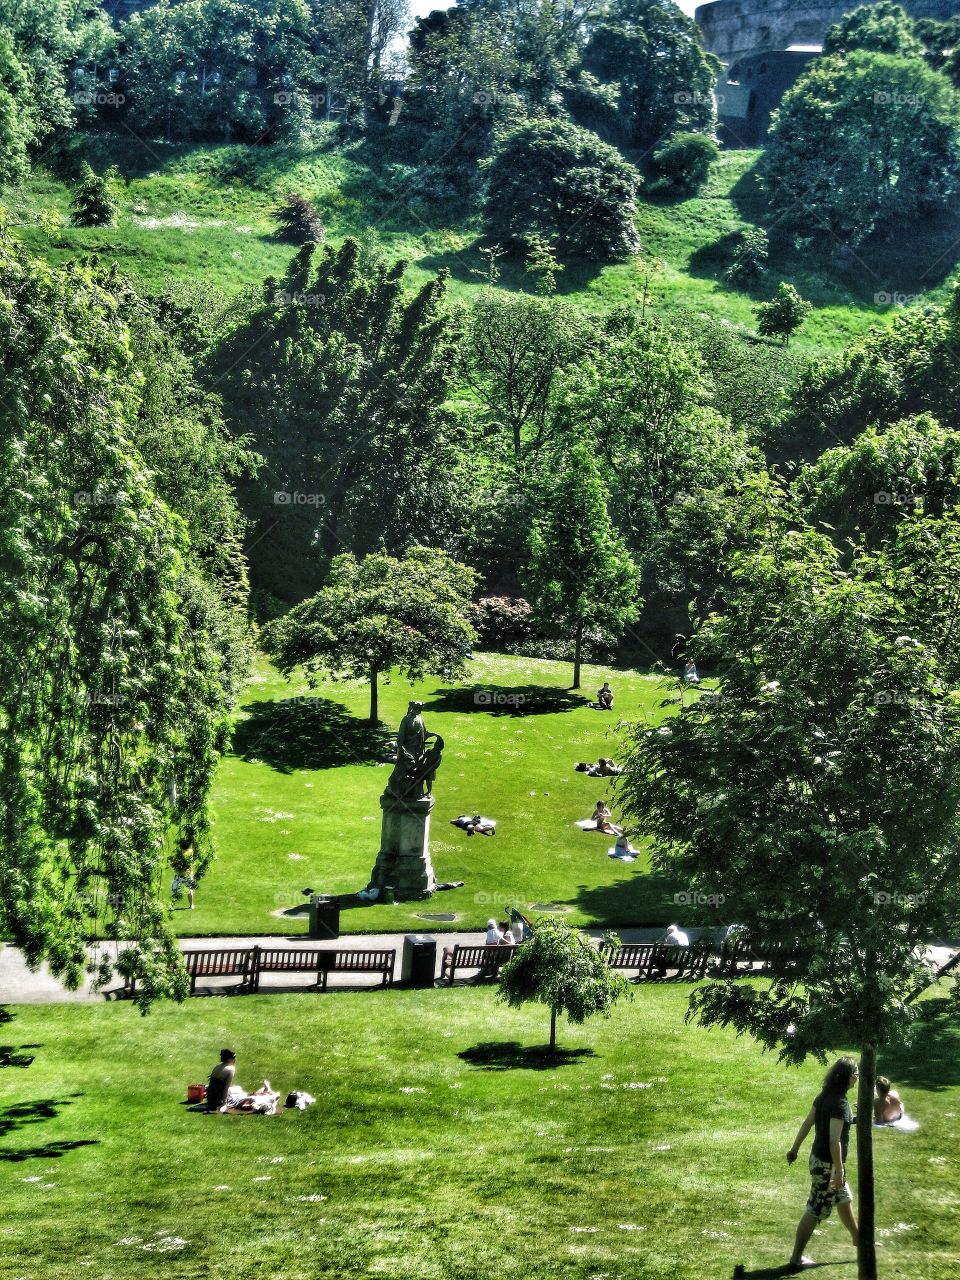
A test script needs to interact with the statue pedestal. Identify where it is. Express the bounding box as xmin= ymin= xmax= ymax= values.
xmin=368 ymin=792 xmax=436 ymax=901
